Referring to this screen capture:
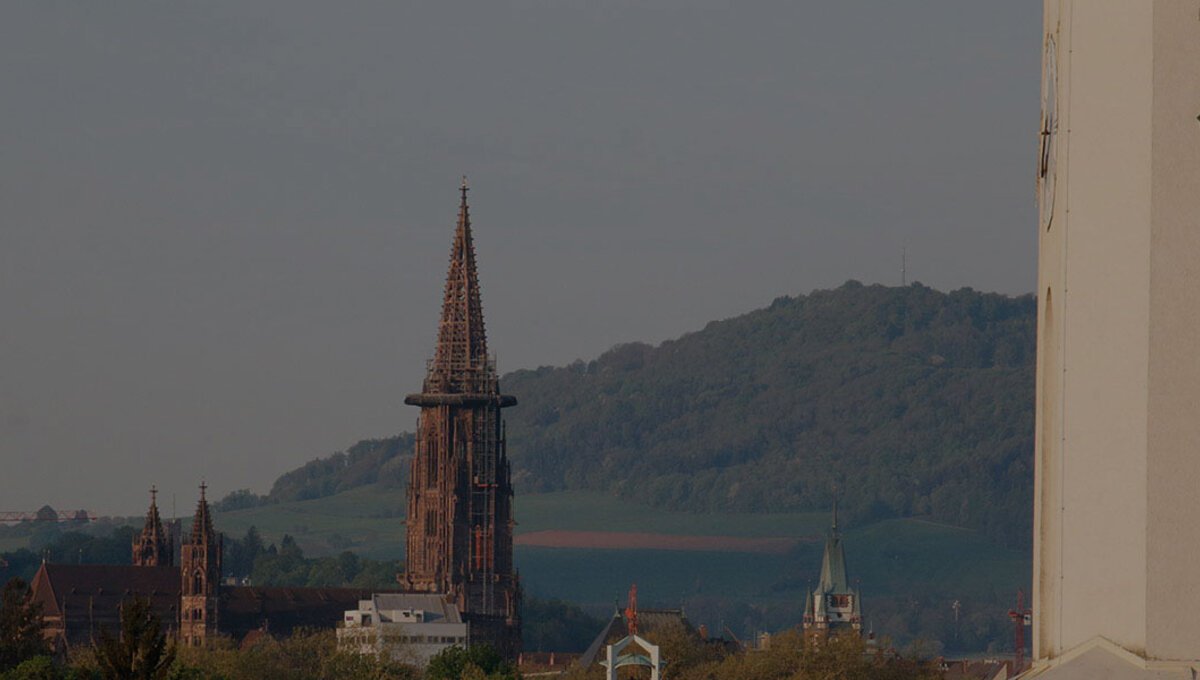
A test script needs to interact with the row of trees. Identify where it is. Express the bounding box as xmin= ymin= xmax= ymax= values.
xmin=0 ymin=525 xmax=400 ymax=592
xmin=560 ymin=627 xmax=941 ymax=680
xmin=0 ymin=523 xmax=605 ymax=654
xmin=222 ymin=528 xmax=397 ymax=589
xmin=0 ymin=577 xmax=514 ymax=680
